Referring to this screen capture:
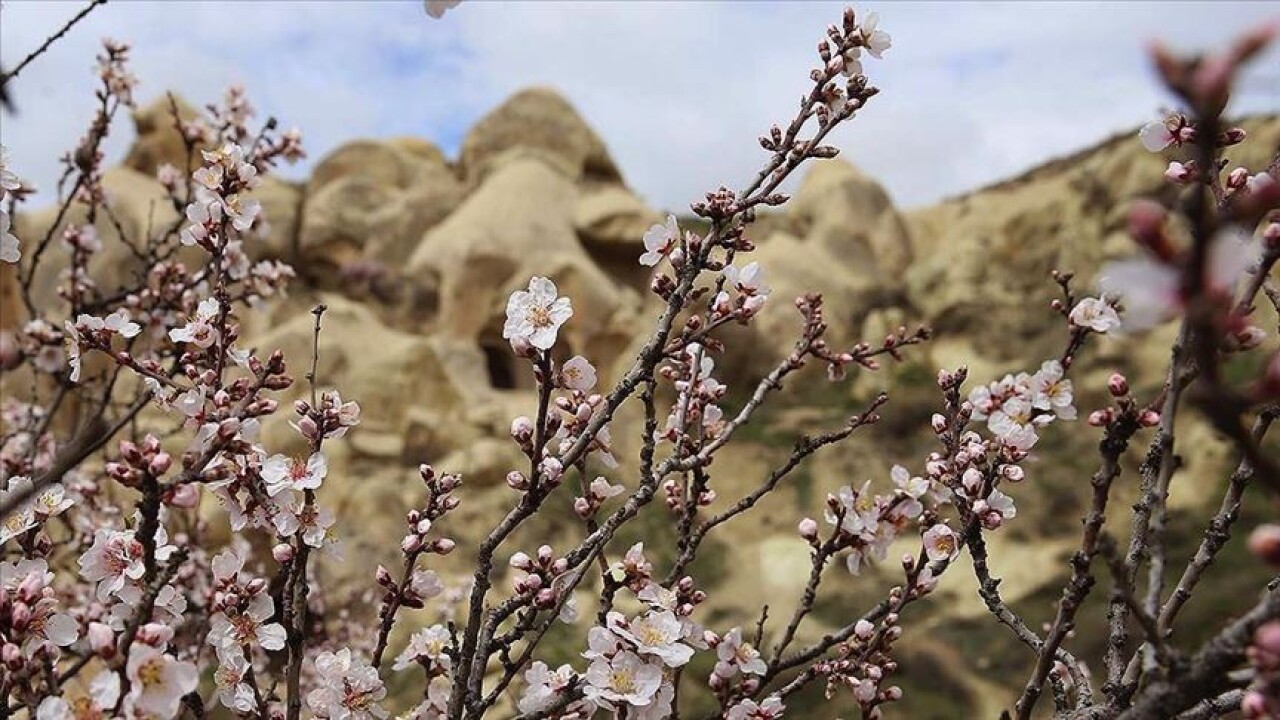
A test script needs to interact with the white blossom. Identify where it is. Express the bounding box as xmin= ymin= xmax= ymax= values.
xmin=727 ymin=696 xmax=787 ymax=720
xmin=608 ymin=610 xmax=694 ymax=668
xmin=36 ymin=672 xmax=121 ymax=720
xmin=517 ymin=661 xmax=576 ymax=715
xmin=307 ymin=649 xmax=388 ymax=719
xmin=583 ymin=650 xmax=662 ymax=709
xmin=208 ymin=594 xmax=286 ymax=662
xmin=125 ymin=645 xmax=199 ymax=719
xmin=640 ymin=214 xmax=679 ymax=267
xmin=260 ymin=452 xmax=328 ymax=496
xmin=393 ymin=624 xmax=452 ymax=672
xmin=1068 ymin=297 xmax=1122 ymax=334
xmin=168 ymin=297 xmax=221 ymax=348
xmin=923 ymin=524 xmax=959 ymax=563
xmin=212 ymin=650 xmax=257 ymax=713
xmin=714 ymin=627 xmax=767 ymax=678
xmin=561 ymin=355 xmax=597 ymax=392
xmin=503 ymin=276 xmax=573 ymax=351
